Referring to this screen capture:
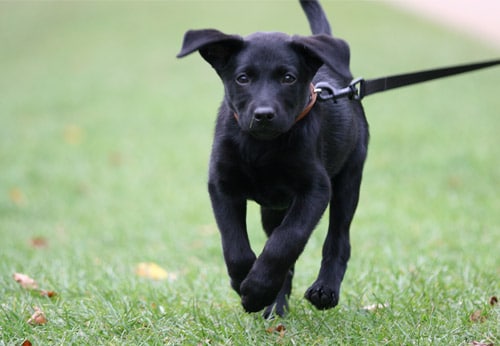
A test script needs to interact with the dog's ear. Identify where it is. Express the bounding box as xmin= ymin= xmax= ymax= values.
xmin=177 ymin=29 xmax=244 ymax=70
xmin=291 ymin=34 xmax=352 ymax=82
